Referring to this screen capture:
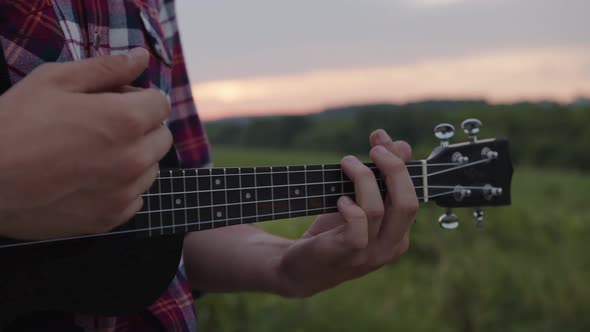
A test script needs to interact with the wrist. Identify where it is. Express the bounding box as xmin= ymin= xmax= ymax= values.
xmin=270 ymin=241 xmax=317 ymax=299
